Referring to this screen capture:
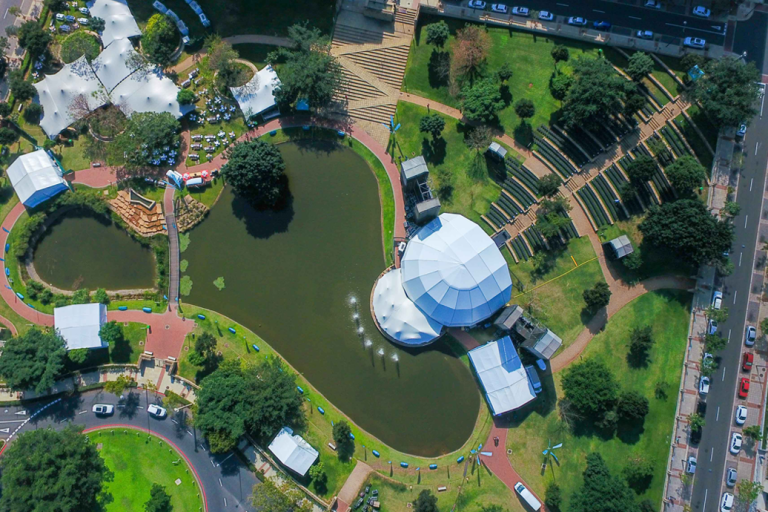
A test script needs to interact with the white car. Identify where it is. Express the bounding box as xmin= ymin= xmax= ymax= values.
xmin=77 ymin=18 xmax=89 ymax=25
xmin=699 ymin=376 xmax=710 ymax=395
xmin=729 ymin=432 xmax=743 ymax=455
xmin=645 ymin=0 xmax=661 ymax=7
xmin=721 ymin=492 xmax=734 ymax=512
xmin=684 ymin=37 xmax=706 ymax=49
xmin=491 ymin=4 xmax=508 ymax=13
xmin=693 ymin=5 xmax=711 ymax=17
xmin=686 ymin=455 xmax=697 ymax=473
xmin=736 ymin=124 xmax=747 ymax=138
xmin=702 ymin=352 xmax=714 ymax=368
xmin=636 ymin=30 xmax=654 ymax=39
xmin=147 ymin=404 xmax=168 ymax=419
xmin=55 ymin=13 xmax=65 ymax=21
xmin=79 ymin=7 xmax=90 ymax=14
xmin=92 ymin=404 xmax=114 ymax=416
xmin=726 ymin=468 xmax=737 ymax=487
xmin=745 ymin=326 xmax=756 ymax=346
xmin=567 ymin=16 xmax=587 ymax=26
xmin=708 ymin=319 xmax=718 ymax=335
xmin=735 ymin=405 xmax=747 ymax=425
xmin=468 ymin=0 xmax=487 ymax=8
xmin=538 ymin=10 xmax=554 ymax=20
xmin=512 ymin=6 xmax=529 ymax=16
xmin=712 ymin=291 xmax=723 ymax=310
